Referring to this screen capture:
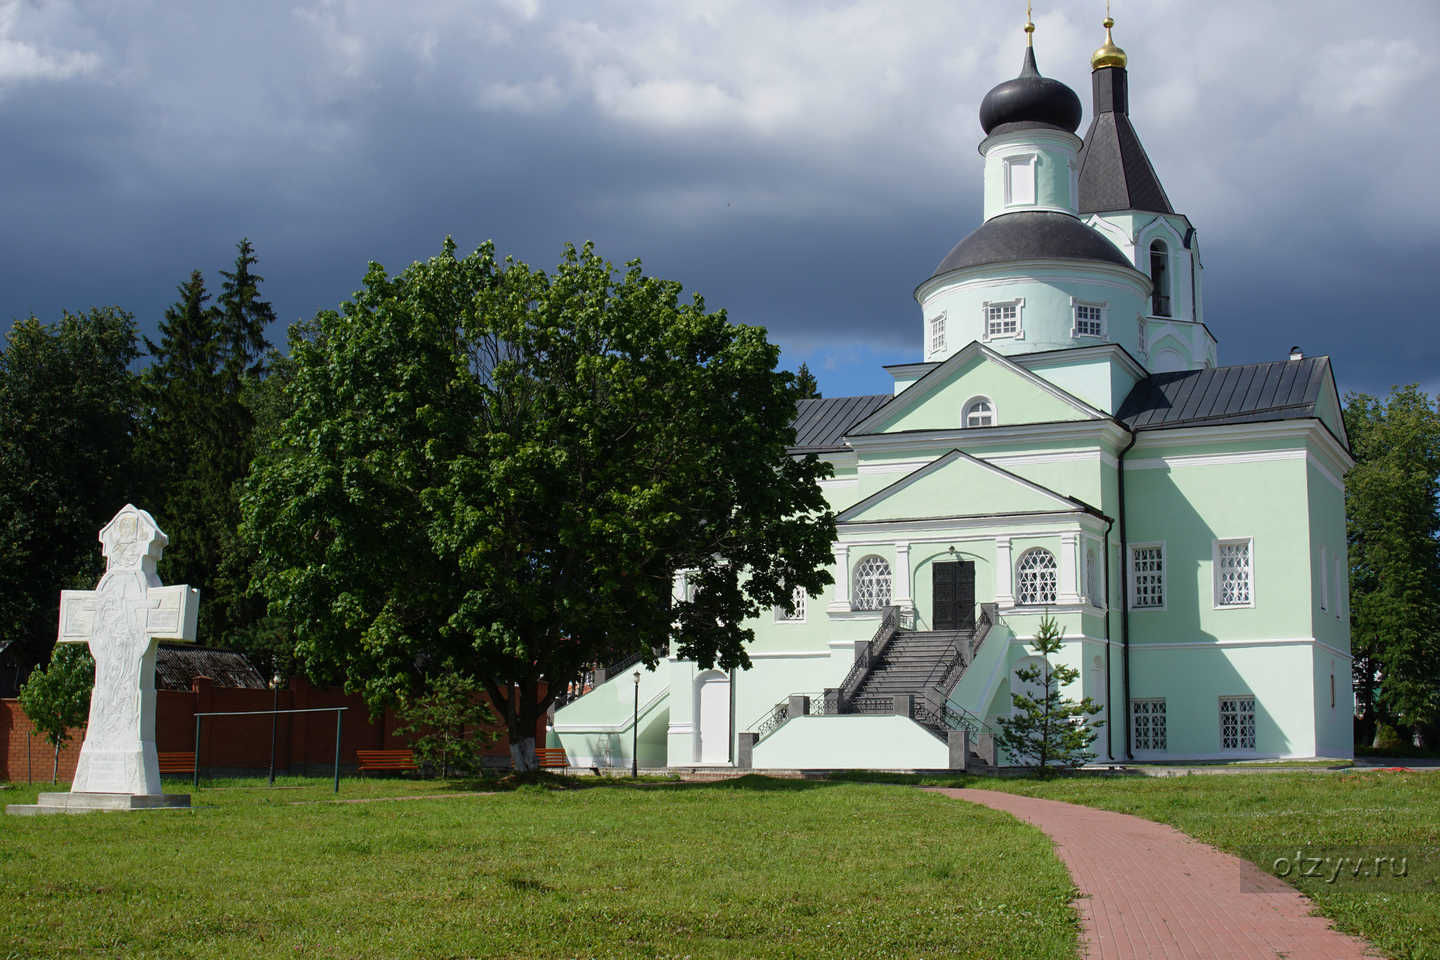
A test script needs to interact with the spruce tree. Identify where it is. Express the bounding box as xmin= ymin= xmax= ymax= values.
xmin=141 ymin=242 xmax=273 ymax=644
xmin=995 ymin=615 xmax=1104 ymax=775
xmin=795 ymin=361 xmax=822 ymax=400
